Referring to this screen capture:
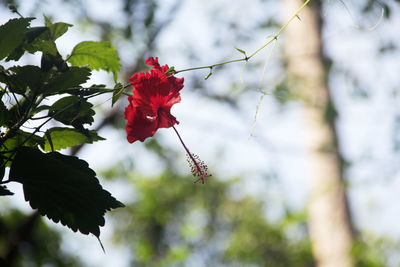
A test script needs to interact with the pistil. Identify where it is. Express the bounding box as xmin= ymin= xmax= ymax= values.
xmin=172 ymin=125 xmax=211 ymax=184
